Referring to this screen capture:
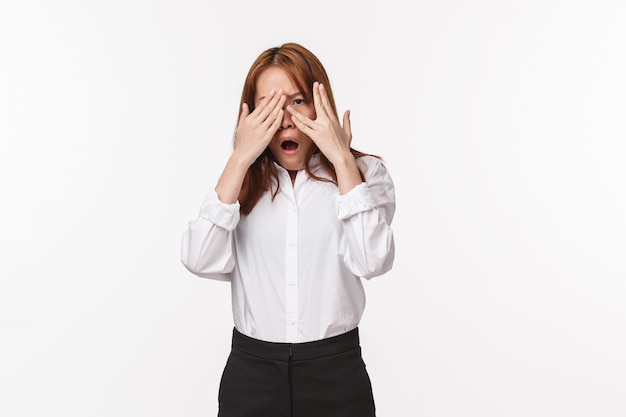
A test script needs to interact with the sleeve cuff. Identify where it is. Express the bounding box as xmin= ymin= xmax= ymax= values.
xmin=199 ymin=190 xmax=241 ymax=231
xmin=336 ymin=182 xmax=376 ymax=220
